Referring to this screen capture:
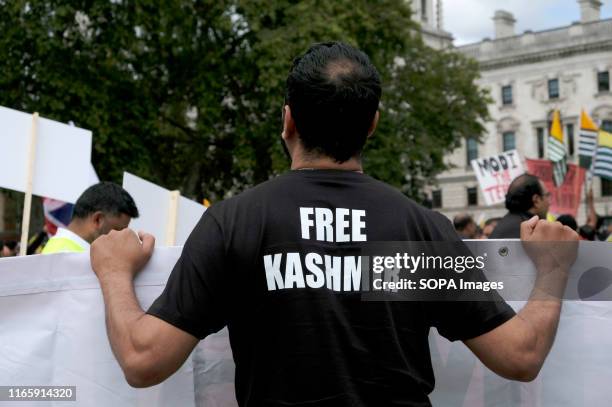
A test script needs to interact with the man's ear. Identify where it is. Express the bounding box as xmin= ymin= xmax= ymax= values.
xmin=91 ymin=211 xmax=104 ymax=228
xmin=282 ymin=105 xmax=297 ymax=141
xmin=367 ymin=110 xmax=380 ymax=138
